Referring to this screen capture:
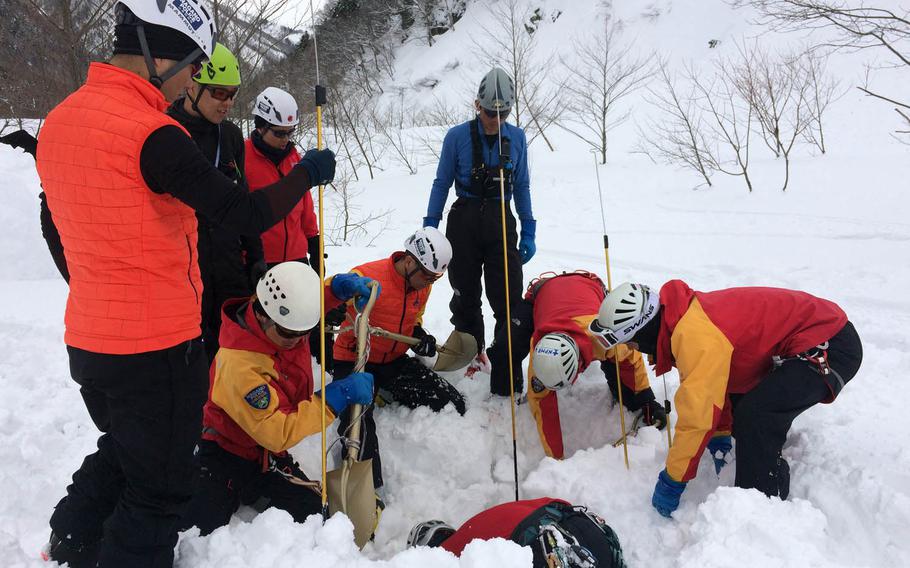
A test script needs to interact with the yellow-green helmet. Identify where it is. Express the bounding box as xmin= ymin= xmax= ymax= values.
xmin=194 ymin=42 xmax=241 ymax=86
